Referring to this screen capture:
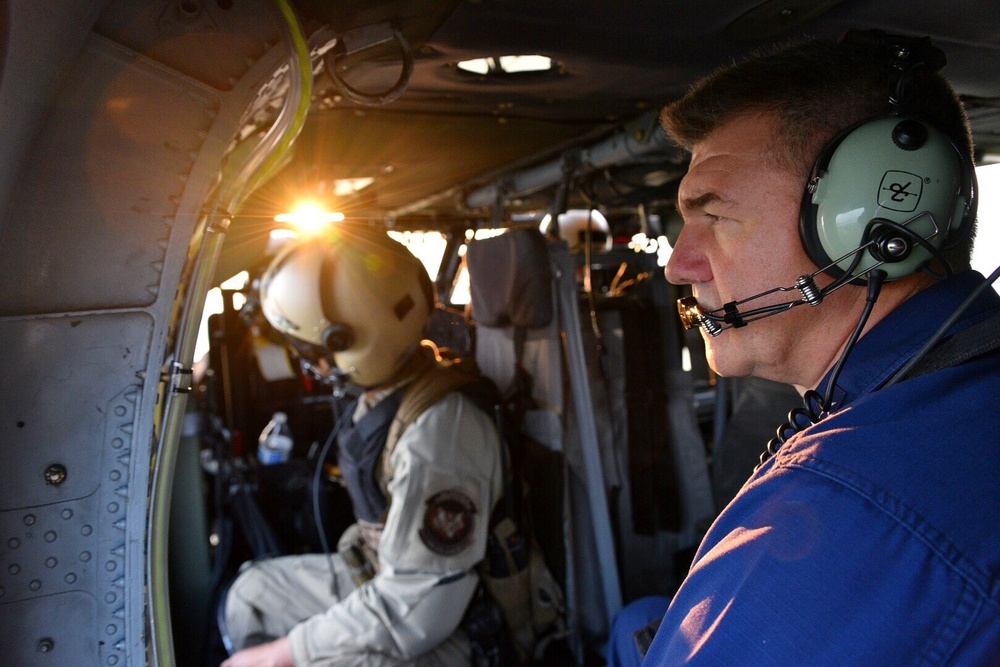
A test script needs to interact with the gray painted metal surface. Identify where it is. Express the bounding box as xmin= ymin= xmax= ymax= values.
xmin=0 ymin=2 xmax=287 ymax=664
